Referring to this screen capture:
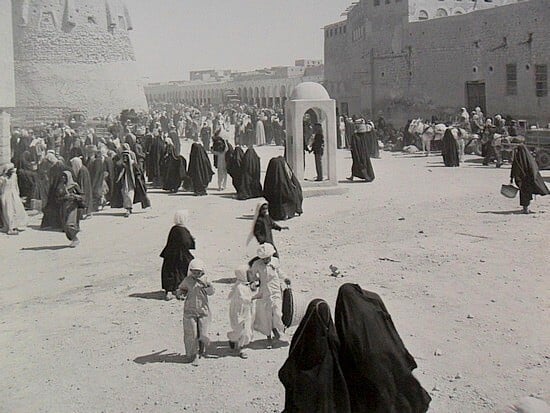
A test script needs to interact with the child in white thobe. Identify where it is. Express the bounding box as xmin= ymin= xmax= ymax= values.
xmin=227 ymin=265 xmax=259 ymax=359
